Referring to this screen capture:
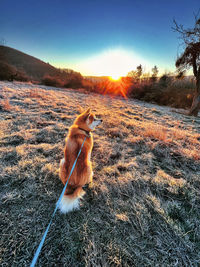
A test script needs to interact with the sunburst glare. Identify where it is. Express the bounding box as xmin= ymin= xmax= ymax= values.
xmin=72 ymin=48 xmax=150 ymax=77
